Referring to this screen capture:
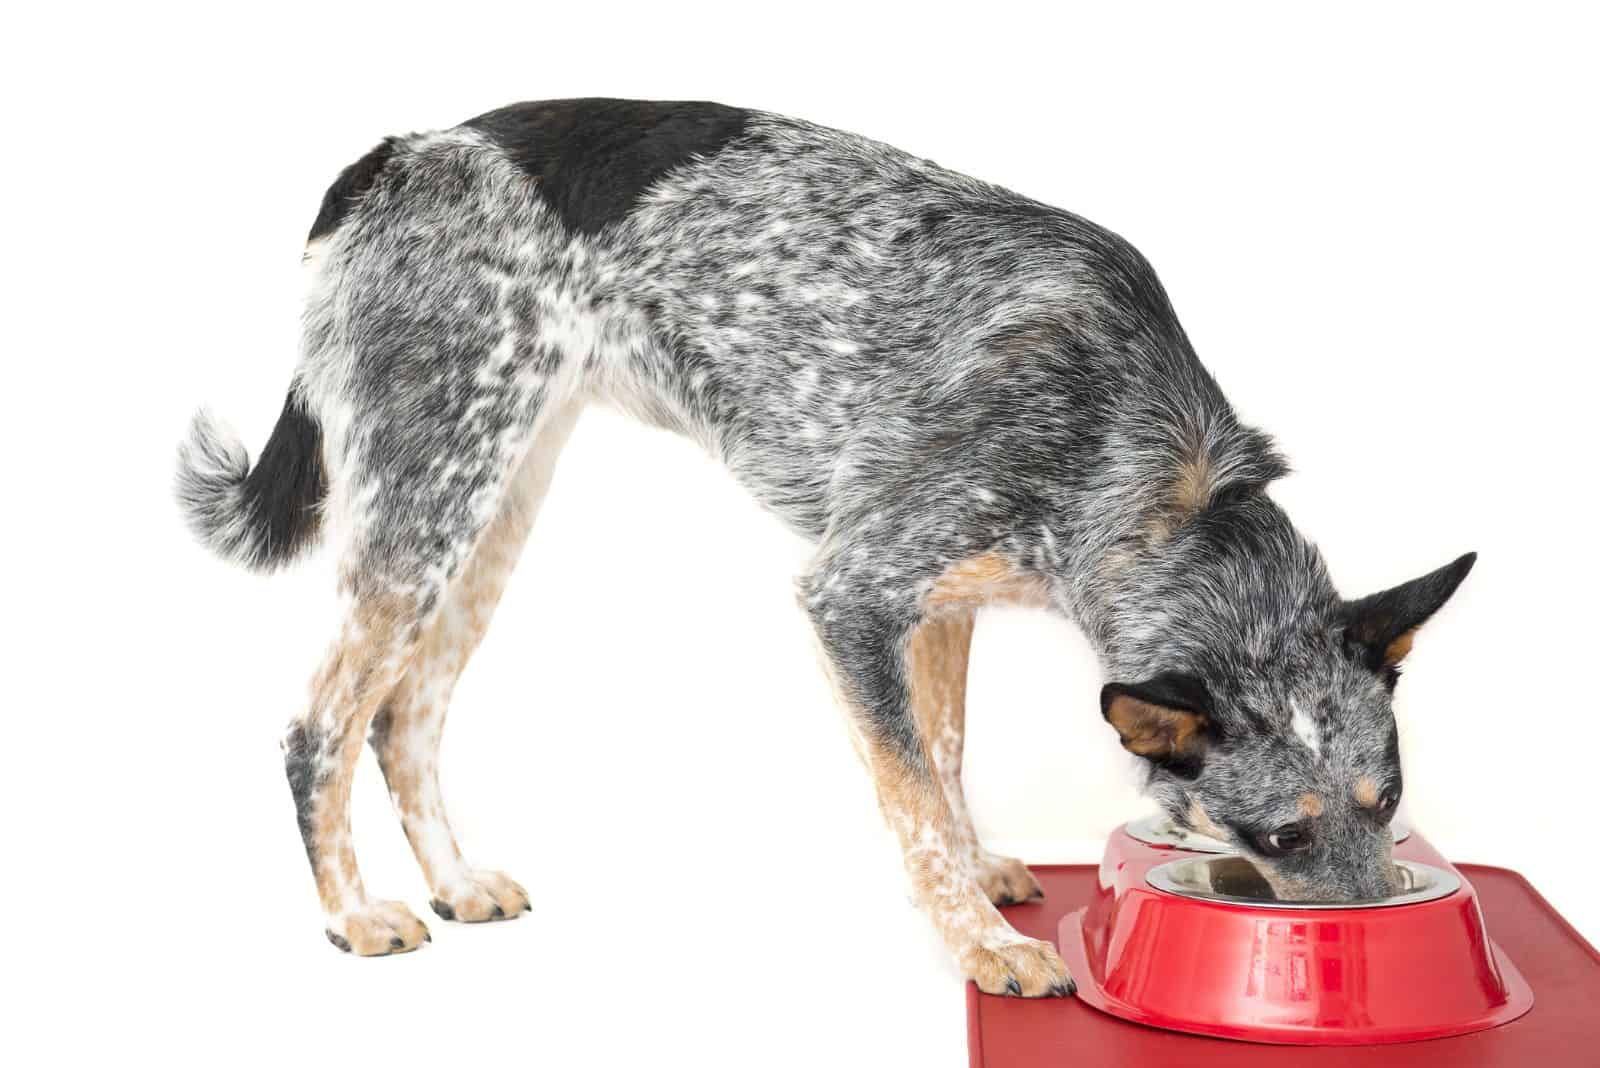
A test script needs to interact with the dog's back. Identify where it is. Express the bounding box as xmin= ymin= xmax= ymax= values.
xmin=277 ymin=101 xmax=1277 ymax=560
